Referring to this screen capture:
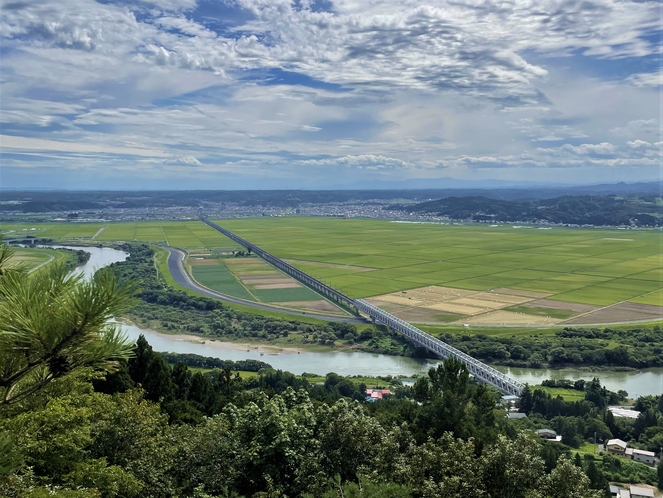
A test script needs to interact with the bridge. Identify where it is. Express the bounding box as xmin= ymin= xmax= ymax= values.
xmin=201 ymin=216 xmax=524 ymax=396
